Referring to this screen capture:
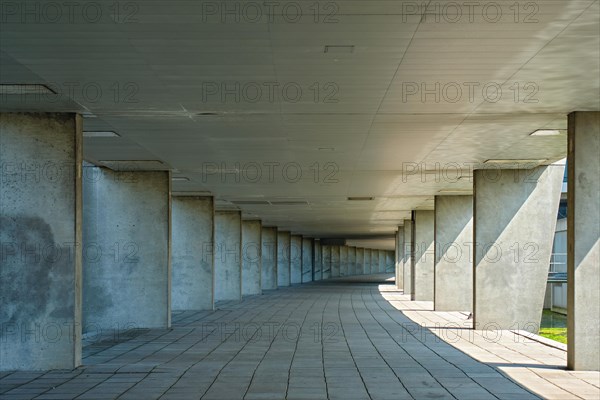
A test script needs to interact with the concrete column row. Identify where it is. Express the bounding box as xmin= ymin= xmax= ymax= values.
xmin=1 ymin=111 xmax=597 ymax=372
